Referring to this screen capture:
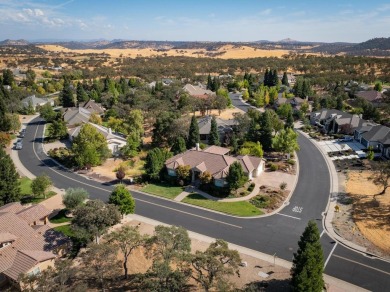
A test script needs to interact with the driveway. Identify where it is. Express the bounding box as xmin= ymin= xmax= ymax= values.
xmin=317 ymin=139 xmax=367 ymax=159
